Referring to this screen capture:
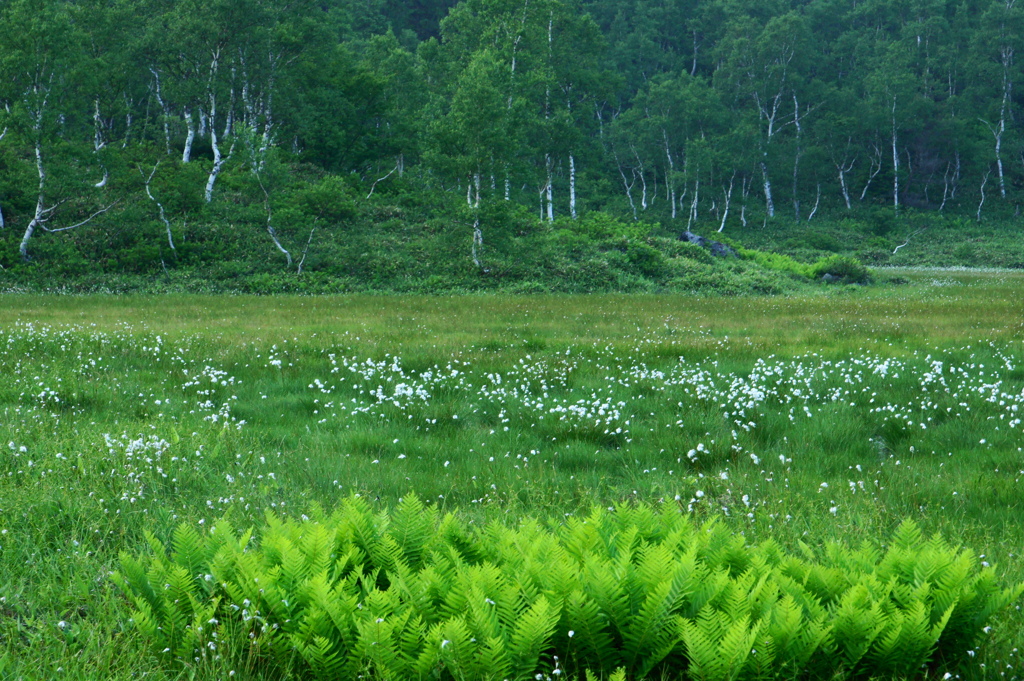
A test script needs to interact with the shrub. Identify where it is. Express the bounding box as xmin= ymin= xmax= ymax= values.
xmin=625 ymin=241 xmax=668 ymax=278
xmin=567 ymin=213 xmax=656 ymax=241
xmin=116 ymin=497 xmax=1022 ymax=681
xmin=737 ymin=247 xmax=813 ymax=278
xmin=811 ymin=254 xmax=871 ymax=283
